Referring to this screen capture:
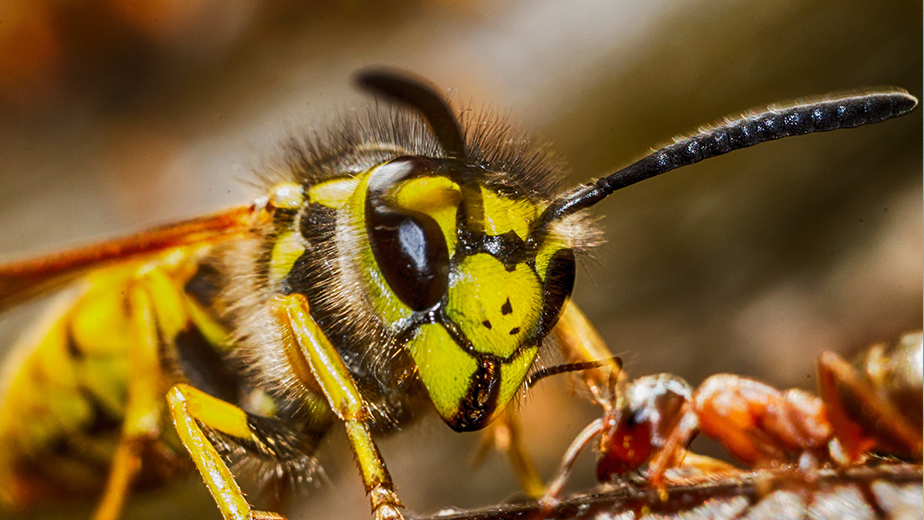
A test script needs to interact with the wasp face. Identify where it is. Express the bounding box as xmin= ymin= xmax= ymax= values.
xmin=360 ymin=155 xmax=576 ymax=431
